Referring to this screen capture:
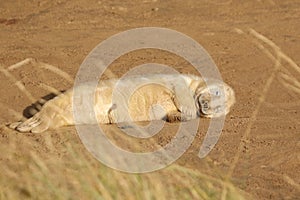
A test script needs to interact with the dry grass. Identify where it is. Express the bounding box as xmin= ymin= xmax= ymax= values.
xmin=0 ymin=126 xmax=246 ymax=200
xmin=229 ymin=27 xmax=300 ymax=195
xmin=230 ymin=28 xmax=300 ymax=176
